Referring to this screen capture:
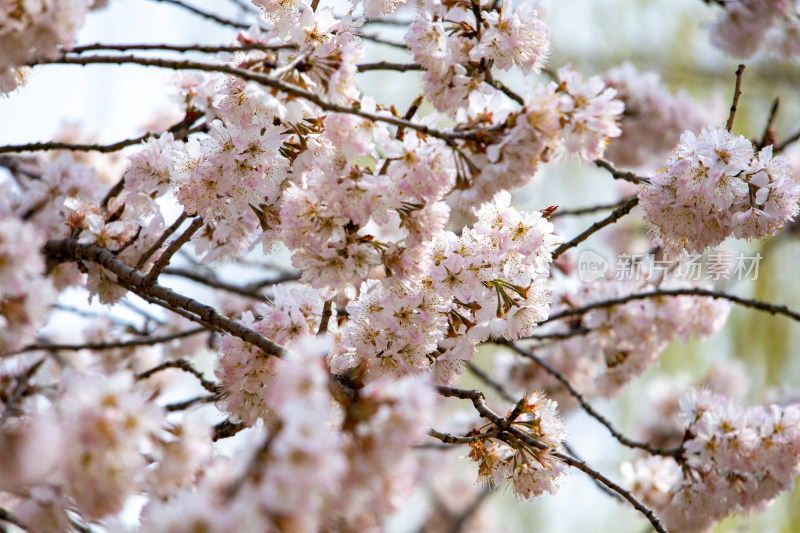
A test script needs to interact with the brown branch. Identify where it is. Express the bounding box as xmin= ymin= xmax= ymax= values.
xmin=356 ymin=61 xmax=423 ymax=72
xmin=143 ymin=216 xmax=204 ymax=286
xmin=759 ymin=97 xmax=779 ymax=149
xmin=484 ymin=77 xmax=524 ymax=105
xmin=466 ymin=362 xmax=515 ymax=403
xmin=6 ymin=327 xmax=207 ymax=358
xmin=213 ymin=419 xmax=248 ymax=441
xmin=550 ymin=197 xmax=636 ymax=219
xmin=161 ymin=267 xmax=275 ymax=300
xmin=356 ymin=33 xmax=409 ymax=50
xmin=43 ymin=238 xmax=285 ymax=357
xmin=27 ymin=55 xmax=493 ymax=142
xmin=0 ymin=115 xmax=204 ymax=156
xmin=594 ymin=159 xmax=650 ymax=184
xmin=435 ymin=386 xmax=668 ymax=533
xmin=726 ymin=64 xmax=746 ymax=132
xmin=149 ymin=0 xmax=251 ymax=29
xmin=552 ymin=197 xmax=639 ymax=260
xmin=503 ymin=342 xmax=683 ymax=458
xmin=428 ymin=428 xmax=499 ymax=444
xmin=70 ymin=42 xmax=294 ymax=54
xmin=542 ymin=287 xmax=800 ymax=325
xmin=136 ymin=357 xmax=220 ymax=393
xmin=136 ymin=212 xmax=189 ymax=270
xmin=165 ymin=393 xmax=218 ymax=411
